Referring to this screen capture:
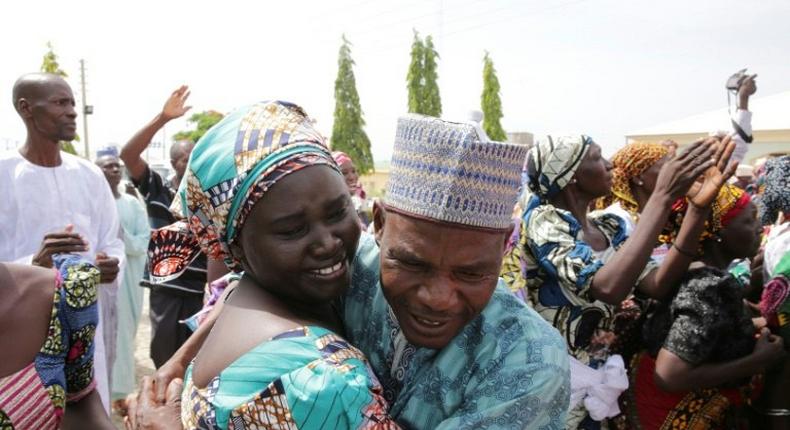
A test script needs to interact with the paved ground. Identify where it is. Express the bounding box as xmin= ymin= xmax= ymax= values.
xmin=112 ymin=289 xmax=156 ymax=429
